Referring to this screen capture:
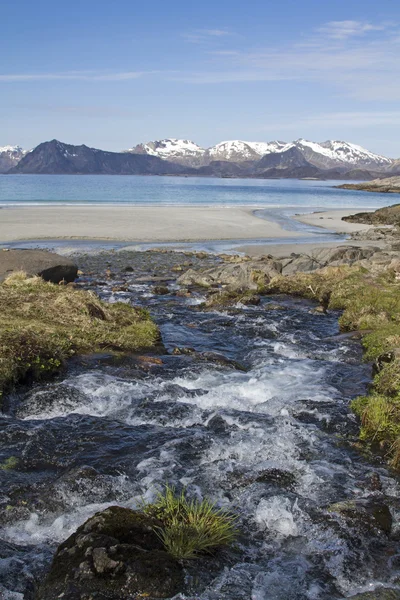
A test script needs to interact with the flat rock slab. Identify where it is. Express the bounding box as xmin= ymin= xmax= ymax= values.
xmin=0 ymin=249 xmax=78 ymax=283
